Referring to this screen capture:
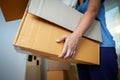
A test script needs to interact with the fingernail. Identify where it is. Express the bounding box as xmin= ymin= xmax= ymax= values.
xmin=56 ymin=39 xmax=60 ymax=42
